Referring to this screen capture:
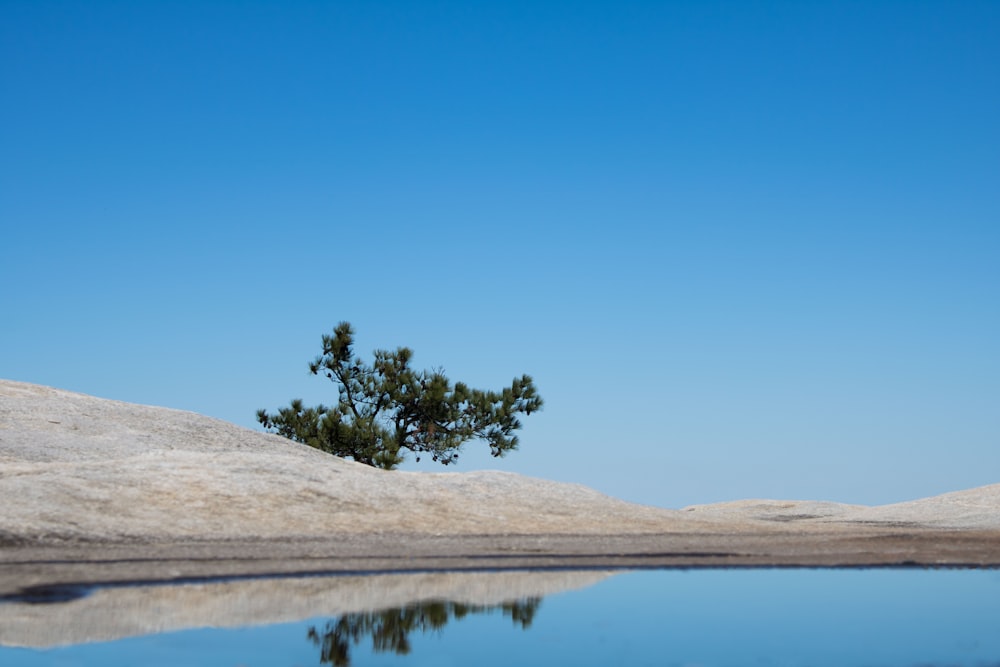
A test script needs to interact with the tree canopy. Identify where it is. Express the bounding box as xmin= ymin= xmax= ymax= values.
xmin=308 ymin=598 xmax=540 ymax=666
xmin=257 ymin=322 xmax=542 ymax=469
